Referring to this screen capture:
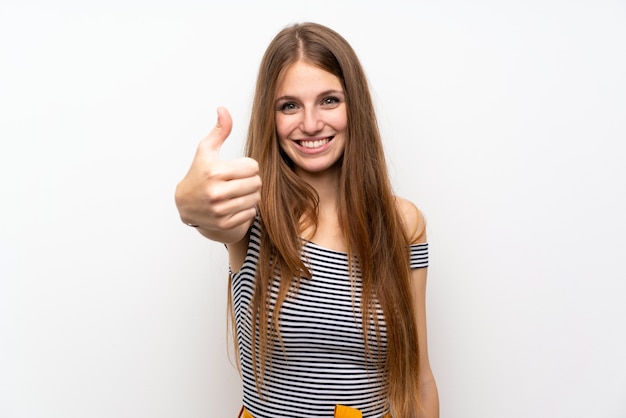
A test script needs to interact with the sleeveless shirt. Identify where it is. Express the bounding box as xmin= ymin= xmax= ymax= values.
xmin=230 ymin=218 xmax=429 ymax=418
